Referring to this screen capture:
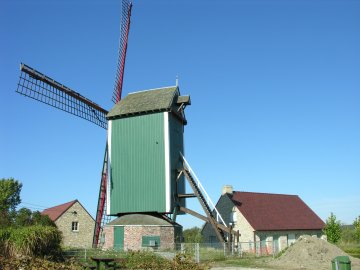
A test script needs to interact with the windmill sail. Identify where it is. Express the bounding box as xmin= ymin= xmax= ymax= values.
xmin=93 ymin=0 xmax=133 ymax=248
xmin=16 ymin=63 xmax=108 ymax=129
xmin=112 ymin=0 xmax=132 ymax=103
